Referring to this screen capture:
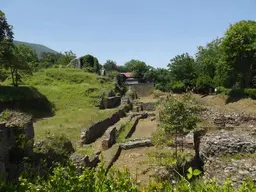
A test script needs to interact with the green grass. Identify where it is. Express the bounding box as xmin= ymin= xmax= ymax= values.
xmin=219 ymin=153 xmax=256 ymax=162
xmin=2 ymin=68 xmax=117 ymax=148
